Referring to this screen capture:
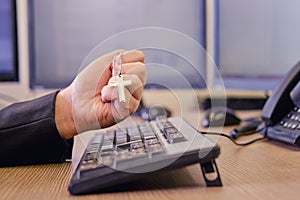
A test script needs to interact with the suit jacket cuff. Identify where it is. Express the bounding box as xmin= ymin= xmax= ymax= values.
xmin=0 ymin=91 xmax=73 ymax=167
